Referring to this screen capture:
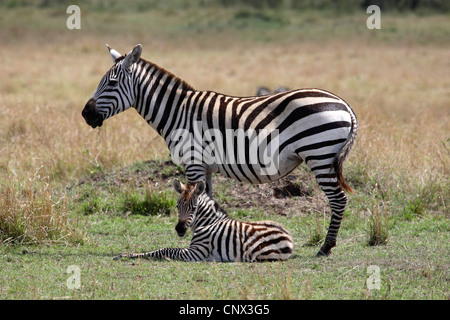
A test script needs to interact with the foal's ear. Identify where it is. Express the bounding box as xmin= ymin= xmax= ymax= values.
xmin=194 ymin=180 xmax=206 ymax=195
xmin=173 ymin=179 xmax=185 ymax=194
